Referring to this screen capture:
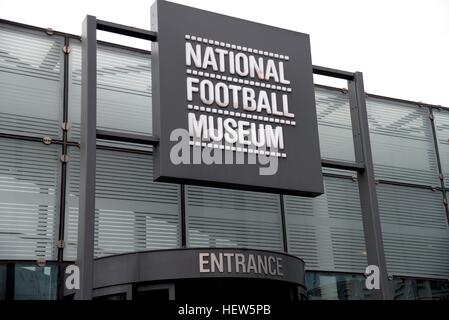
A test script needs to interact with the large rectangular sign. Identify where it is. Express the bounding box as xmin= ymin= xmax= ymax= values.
xmin=151 ymin=0 xmax=323 ymax=196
